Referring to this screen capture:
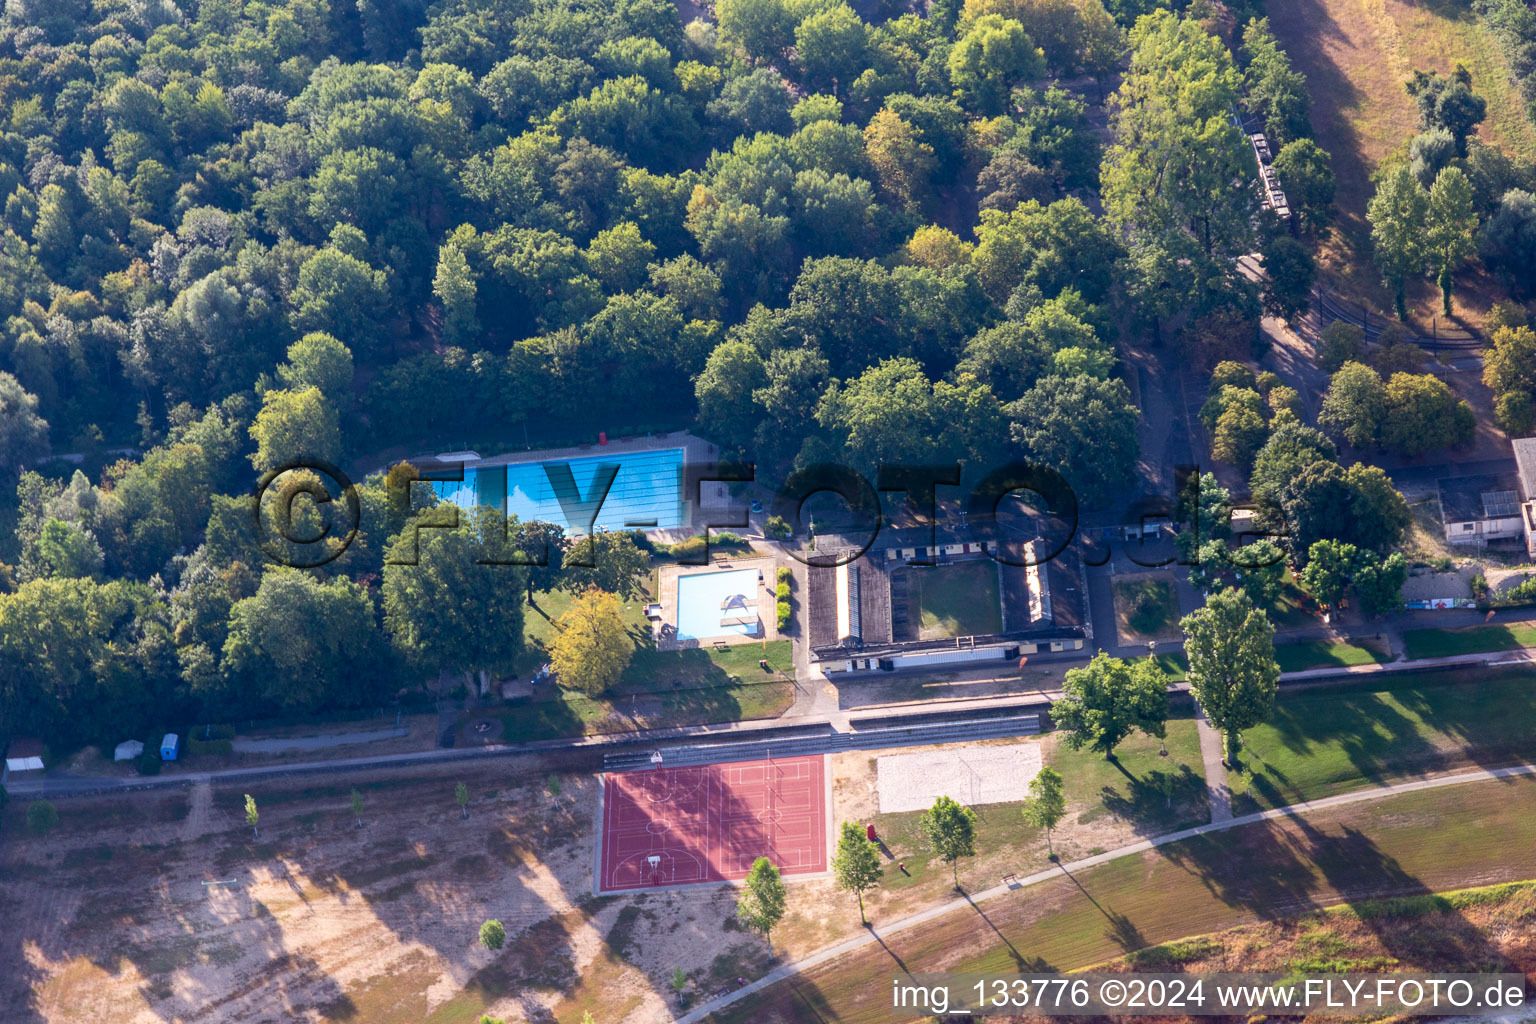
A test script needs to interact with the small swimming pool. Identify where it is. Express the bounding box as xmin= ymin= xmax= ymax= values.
xmin=430 ymin=448 xmax=685 ymax=534
xmin=676 ymin=568 xmax=762 ymax=641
